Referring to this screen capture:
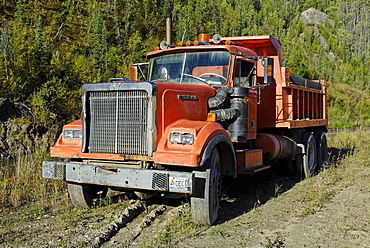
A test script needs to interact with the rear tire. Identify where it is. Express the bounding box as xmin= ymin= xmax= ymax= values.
xmin=302 ymin=133 xmax=317 ymax=178
xmin=68 ymin=182 xmax=108 ymax=208
xmin=191 ymin=148 xmax=221 ymax=225
xmin=314 ymin=131 xmax=328 ymax=170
